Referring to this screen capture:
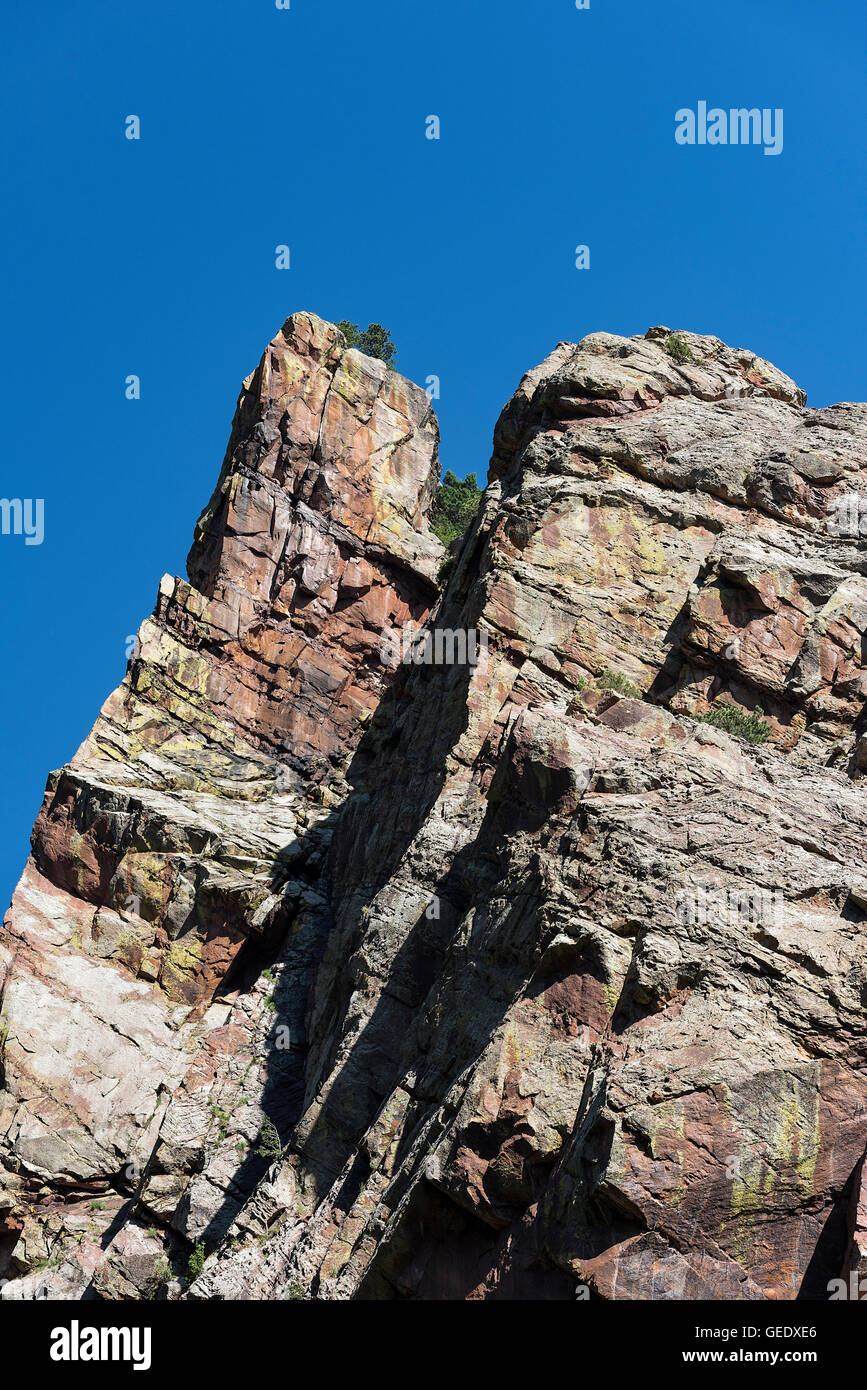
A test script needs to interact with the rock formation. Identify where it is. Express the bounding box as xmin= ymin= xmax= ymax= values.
xmin=1 ymin=316 xmax=865 ymax=1301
